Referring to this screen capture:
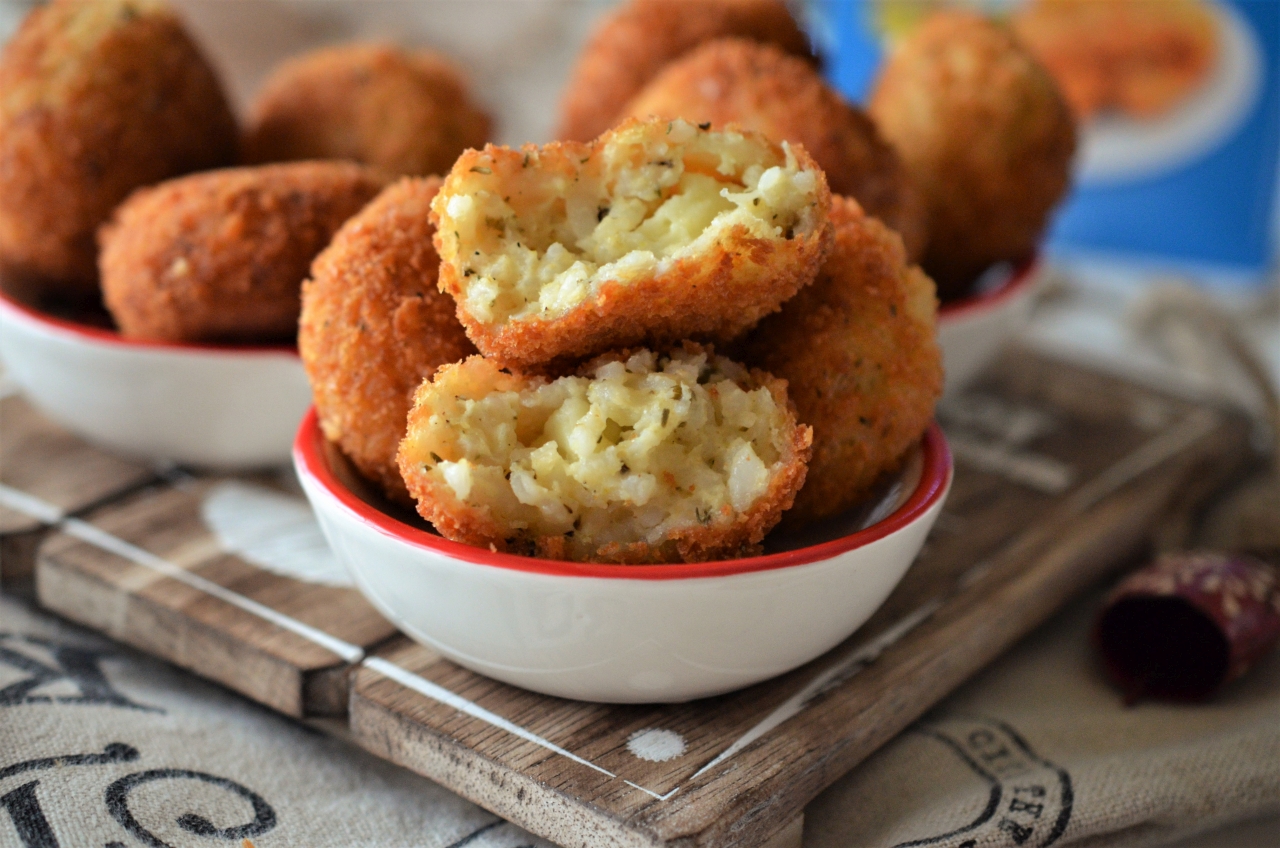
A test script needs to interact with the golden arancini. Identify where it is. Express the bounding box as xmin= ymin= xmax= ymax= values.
xmin=397 ymin=344 xmax=812 ymax=563
xmin=622 ymin=37 xmax=927 ymax=260
xmin=0 ymin=0 xmax=238 ymax=301
xmin=556 ymin=0 xmax=812 ymax=143
xmin=300 ymin=177 xmax=476 ymax=504
xmin=869 ymin=11 xmax=1076 ymax=298
xmin=99 ymin=161 xmax=386 ymax=343
xmin=742 ymin=196 xmax=942 ymax=527
xmin=243 ymin=43 xmax=492 ymax=178
xmin=431 ymin=117 xmax=831 ymax=370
